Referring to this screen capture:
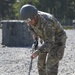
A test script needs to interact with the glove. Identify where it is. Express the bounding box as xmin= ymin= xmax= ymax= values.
xmin=31 ymin=50 xmax=39 ymax=59
xmin=32 ymin=40 xmax=38 ymax=50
